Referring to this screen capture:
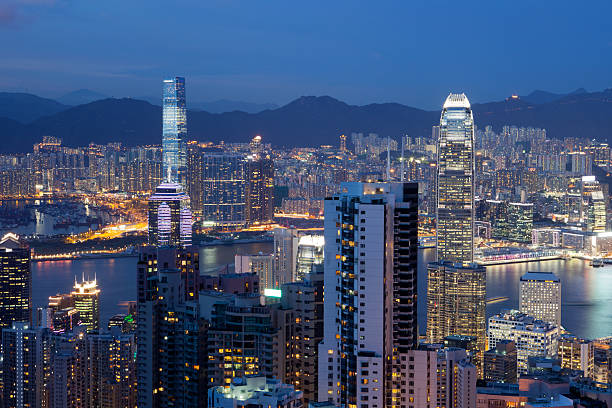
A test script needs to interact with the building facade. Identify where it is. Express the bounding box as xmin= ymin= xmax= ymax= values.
xmin=519 ymin=272 xmax=561 ymax=327
xmin=148 ymin=182 xmax=193 ymax=247
xmin=162 ymin=77 xmax=187 ymax=184
xmin=317 ymin=182 xmax=419 ymax=408
xmin=0 ymin=233 xmax=31 ymax=328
